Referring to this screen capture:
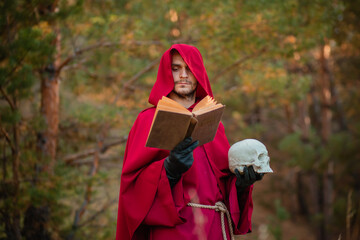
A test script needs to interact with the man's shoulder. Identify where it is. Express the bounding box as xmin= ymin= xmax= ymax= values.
xmin=139 ymin=106 xmax=156 ymax=115
xmin=129 ymin=107 xmax=156 ymax=133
